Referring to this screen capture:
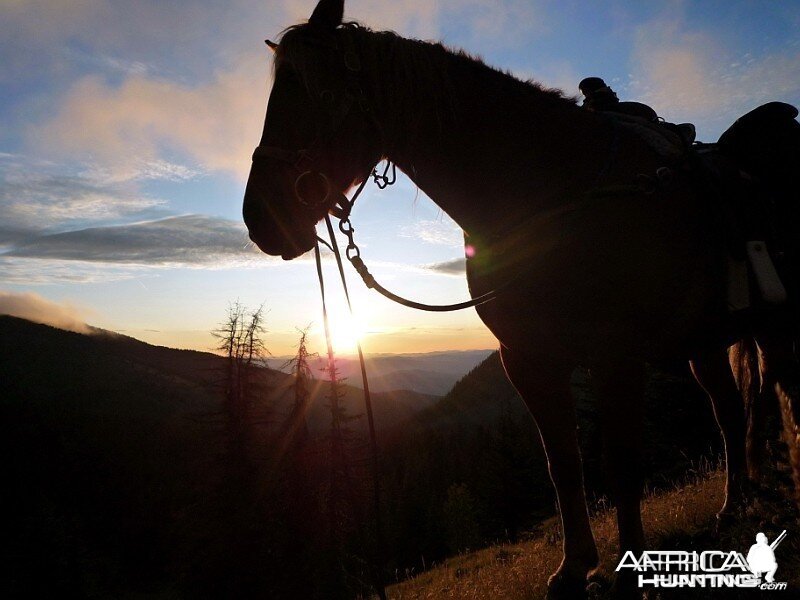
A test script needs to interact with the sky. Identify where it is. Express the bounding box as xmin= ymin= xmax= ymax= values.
xmin=1 ymin=0 xmax=799 ymax=357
